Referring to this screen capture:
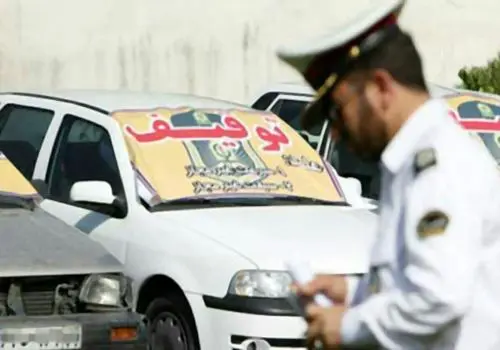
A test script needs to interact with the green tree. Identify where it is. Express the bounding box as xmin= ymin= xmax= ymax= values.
xmin=457 ymin=53 xmax=500 ymax=94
